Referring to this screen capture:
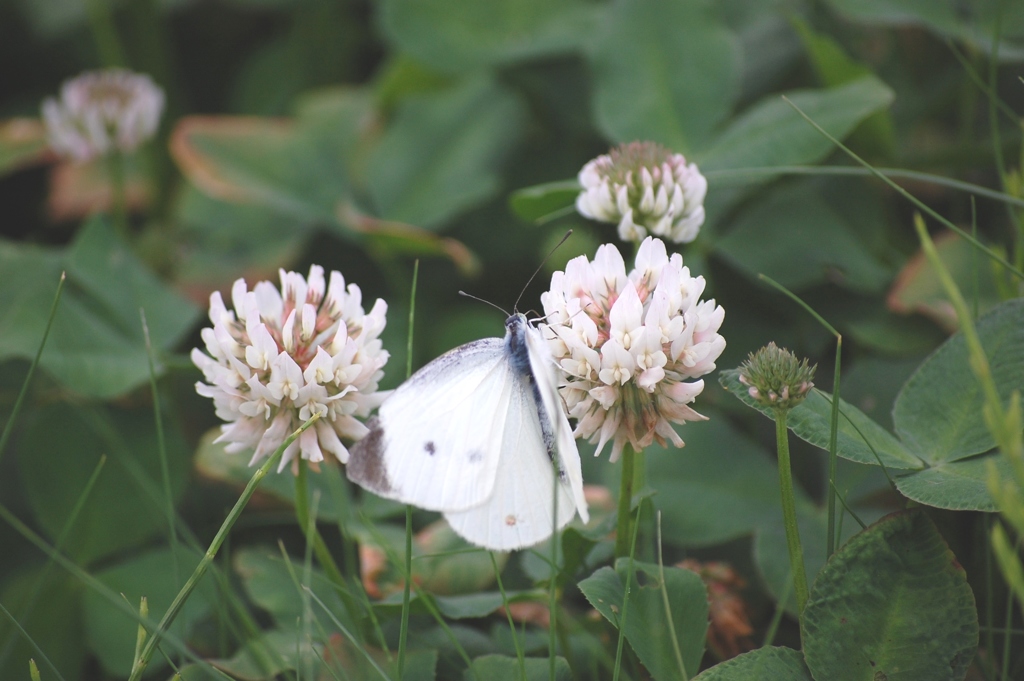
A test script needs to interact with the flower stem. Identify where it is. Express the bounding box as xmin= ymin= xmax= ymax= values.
xmin=109 ymin=151 xmax=129 ymax=242
xmin=774 ymin=409 xmax=809 ymax=614
xmin=615 ymin=444 xmax=642 ymax=559
xmin=127 ymin=415 xmax=319 ymax=681
xmin=295 ymin=459 xmax=360 ymax=624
